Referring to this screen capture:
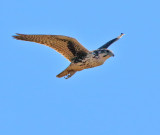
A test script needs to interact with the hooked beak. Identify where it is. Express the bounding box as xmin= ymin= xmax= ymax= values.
xmin=111 ymin=53 xmax=115 ymax=57
xmin=109 ymin=52 xmax=114 ymax=57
